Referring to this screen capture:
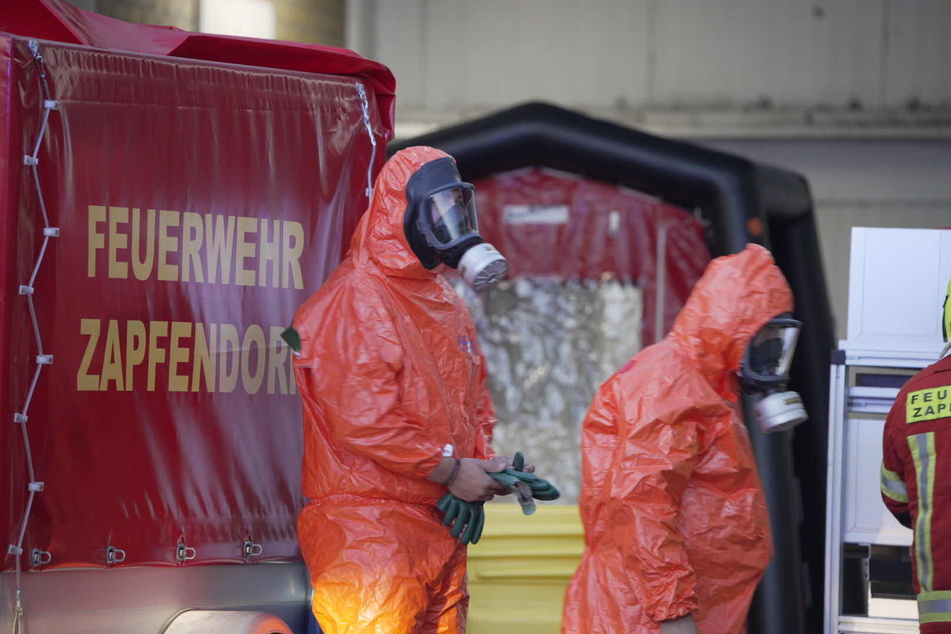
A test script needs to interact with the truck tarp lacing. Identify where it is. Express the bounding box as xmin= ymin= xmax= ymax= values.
xmin=357 ymin=82 xmax=377 ymax=200
xmin=9 ymin=40 xmax=59 ymax=634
